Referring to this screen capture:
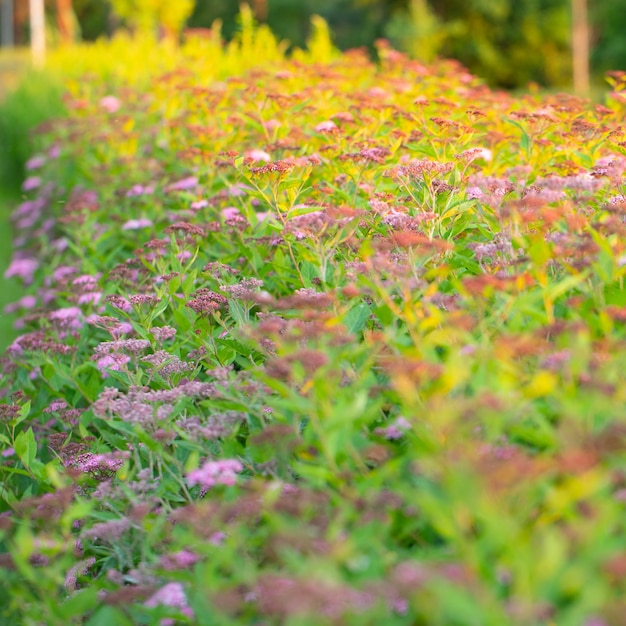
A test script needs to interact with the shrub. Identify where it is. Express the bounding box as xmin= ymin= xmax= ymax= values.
xmin=2 ymin=16 xmax=626 ymax=626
